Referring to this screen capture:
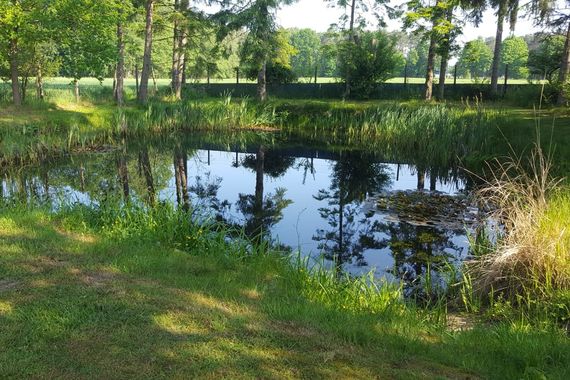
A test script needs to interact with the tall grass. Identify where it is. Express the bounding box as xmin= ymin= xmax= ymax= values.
xmin=122 ymin=94 xmax=279 ymax=134
xmin=467 ymin=143 xmax=570 ymax=323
